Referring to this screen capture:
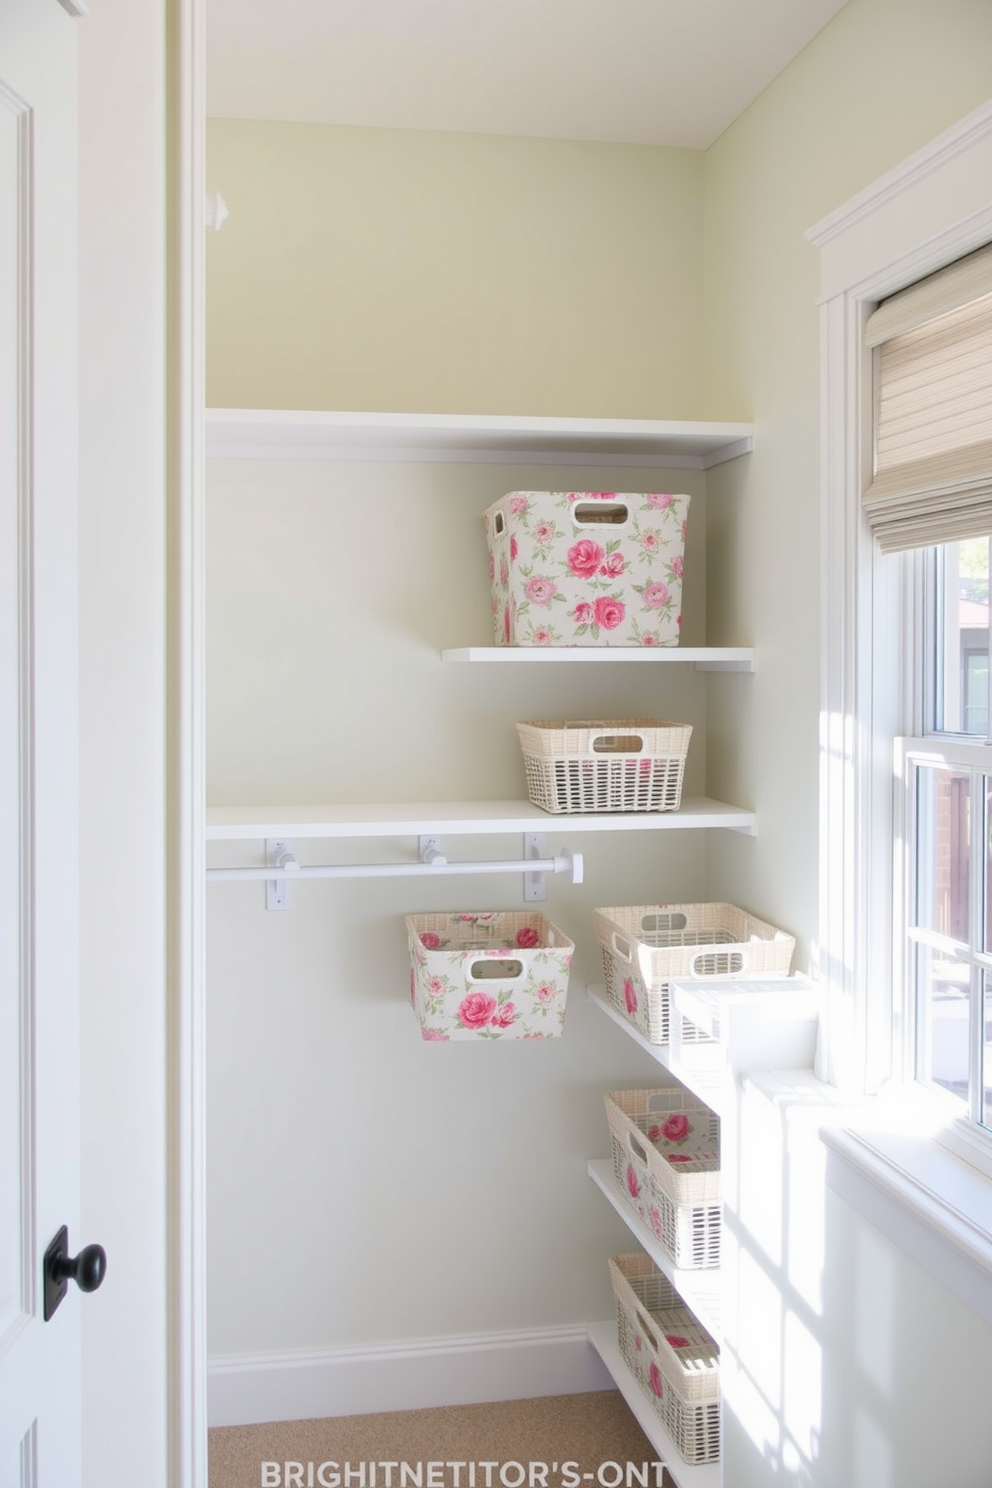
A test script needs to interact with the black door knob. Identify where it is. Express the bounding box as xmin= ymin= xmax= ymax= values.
xmin=53 ymin=1242 xmax=107 ymax=1293
xmin=43 ymin=1226 xmax=108 ymax=1321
